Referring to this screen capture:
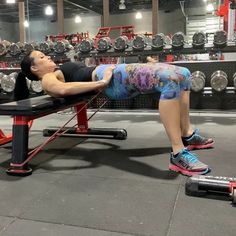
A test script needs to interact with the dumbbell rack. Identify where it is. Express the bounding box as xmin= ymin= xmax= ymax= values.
xmin=77 ymin=42 xmax=236 ymax=59
xmin=1 ymin=41 xmax=236 ymax=110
